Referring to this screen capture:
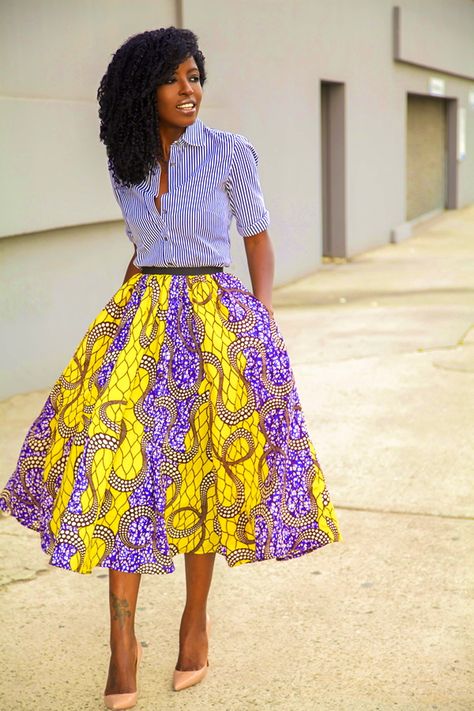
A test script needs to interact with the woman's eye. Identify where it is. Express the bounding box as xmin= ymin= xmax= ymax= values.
xmin=164 ymin=75 xmax=199 ymax=85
